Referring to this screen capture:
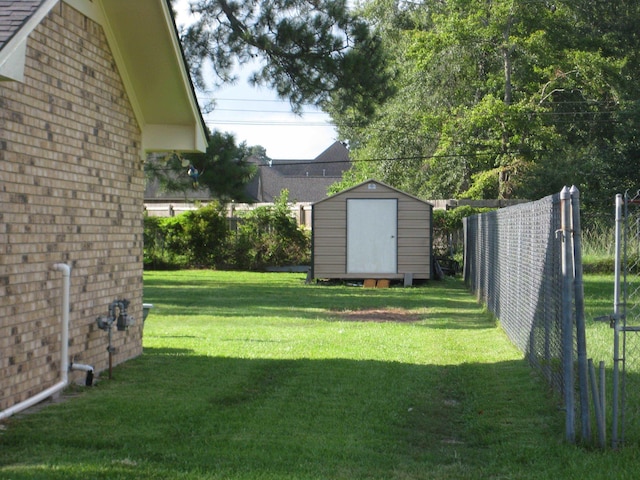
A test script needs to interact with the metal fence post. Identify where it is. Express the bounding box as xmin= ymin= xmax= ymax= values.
xmin=463 ymin=217 xmax=469 ymax=282
xmin=589 ymin=358 xmax=606 ymax=448
xmin=612 ymin=193 xmax=623 ymax=448
xmin=570 ymin=186 xmax=590 ymax=442
xmin=463 ymin=189 xmax=586 ymax=441
xmin=600 ymin=361 xmax=607 ymax=447
xmin=561 ymin=186 xmax=575 ymax=443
